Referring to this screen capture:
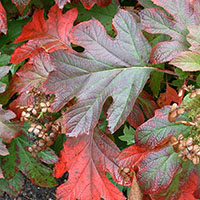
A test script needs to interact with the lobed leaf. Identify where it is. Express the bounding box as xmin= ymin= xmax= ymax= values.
xmin=44 ymin=9 xmax=153 ymax=136
xmin=11 ymin=5 xmax=78 ymax=64
xmin=55 ymin=128 xmax=125 ymax=200
xmin=140 ymin=0 xmax=197 ymax=64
